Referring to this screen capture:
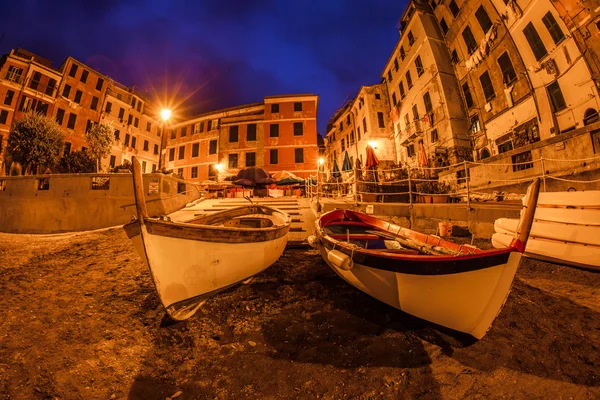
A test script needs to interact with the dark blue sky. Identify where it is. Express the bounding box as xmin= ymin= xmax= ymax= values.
xmin=1 ymin=0 xmax=408 ymax=133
